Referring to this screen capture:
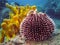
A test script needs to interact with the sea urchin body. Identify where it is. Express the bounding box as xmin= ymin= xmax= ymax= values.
xmin=20 ymin=11 xmax=55 ymax=42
